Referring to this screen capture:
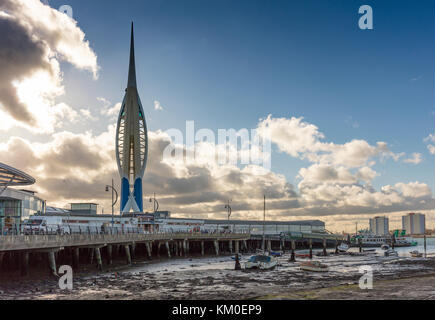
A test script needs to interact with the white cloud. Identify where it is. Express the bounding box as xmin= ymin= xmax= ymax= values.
xmin=0 ymin=0 xmax=98 ymax=134
xmin=403 ymin=153 xmax=422 ymax=164
xmin=256 ymin=115 xmax=400 ymax=168
xmin=154 ymin=100 xmax=164 ymax=111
